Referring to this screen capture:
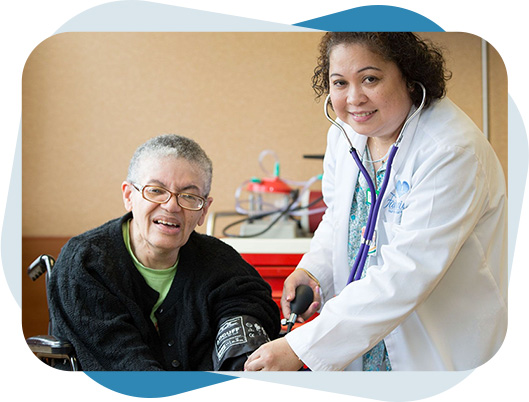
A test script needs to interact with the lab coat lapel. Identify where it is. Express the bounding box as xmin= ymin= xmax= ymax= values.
xmin=373 ymin=107 xmax=423 ymax=226
xmin=389 ymin=107 xmax=422 ymax=176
